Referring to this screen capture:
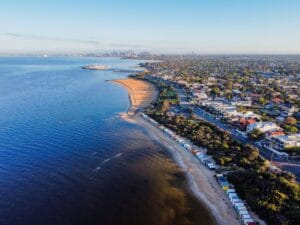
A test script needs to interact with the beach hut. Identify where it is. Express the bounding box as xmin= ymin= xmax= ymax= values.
xmin=207 ymin=162 xmax=216 ymax=170
xmin=218 ymin=181 xmax=229 ymax=187
xmin=226 ymin=189 xmax=235 ymax=194
xmin=200 ymin=157 xmax=208 ymax=163
xmin=228 ymin=192 xmax=237 ymax=198
xmin=234 ymin=202 xmax=245 ymax=209
xmin=196 ymin=154 xmax=204 ymax=160
xmin=220 ymin=182 xmax=230 ymax=190
xmin=149 ymin=119 xmax=155 ymax=124
xmin=228 ymin=193 xmax=238 ymax=198
xmin=230 ymin=197 xmax=242 ymax=204
xmin=152 ymin=120 xmax=158 ymax=126
xmin=196 ymin=152 xmax=204 ymax=157
xmin=241 ymin=214 xmax=251 ymax=220
xmin=231 ymin=197 xmax=242 ymax=203
xmin=167 ymin=130 xmax=174 ymax=136
xmin=235 ymin=205 xmax=247 ymax=212
xmin=177 ymin=138 xmax=185 ymax=144
xmin=184 ymin=143 xmax=192 ymax=150
xmin=238 ymin=210 xmax=249 ymax=217
xmin=141 ymin=113 xmax=148 ymax=118
xmin=203 ymin=160 xmax=215 ymax=169
xmin=191 ymin=149 xmax=198 ymax=155
xmin=229 ymin=195 xmax=243 ymax=203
